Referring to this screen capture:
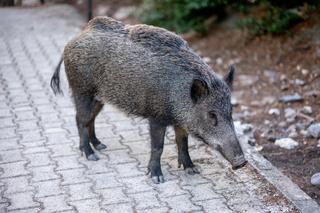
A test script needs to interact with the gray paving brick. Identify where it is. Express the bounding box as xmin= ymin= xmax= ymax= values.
xmin=113 ymin=162 xmax=145 ymax=178
xmin=0 ymin=161 xmax=29 ymax=178
xmin=162 ymin=194 xmax=202 ymax=212
xmin=2 ymin=176 xmax=33 ymax=194
xmin=49 ymin=143 xmax=75 ymax=158
xmin=99 ymin=187 xmax=131 ymax=205
xmin=89 ymin=173 xmax=122 ymax=189
xmin=31 ymin=165 xmax=59 ymax=182
xmin=183 ymin=183 xmax=224 ymax=201
xmin=7 ymin=207 xmax=42 ymax=213
xmin=38 ymin=195 xmax=74 ymax=213
xmin=16 ymin=120 xmax=39 ymax=131
xmin=58 ymin=168 xmax=90 ymax=185
xmin=0 ymin=139 xmax=21 ymax=151
xmin=34 ymin=179 xmax=63 ymax=198
xmin=0 ymin=118 xmax=14 ymax=128
xmin=69 ymin=199 xmax=106 ymax=213
xmin=25 ymin=152 xmax=52 ymax=167
xmin=65 ymin=182 xmax=98 ymax=201
xmin=19 ymin=131 xmax=43 ymax=143
xmin=157 ymin=180 xmax=188 ymax=198
xmin=107 ymin=149 xmax=137 ymax=165
xmin=80 ymin=158 xmax=114 ymax=175
xmin=54 ymin=155 xmax=83 ymax=171
xmin=22 ymin=145 xmax=49 ymax=155
xmin=195 ymin=199 xmax=233 ymax=213
xmin=104 ymin=203 xmax=134 ymax=213
xmin=129 ymin=191 xmax=162 ymax=210
xmin=6 ymin=191 xmax=40 ymax=211
xmin=119 ymin=176 xmax=153 ymax=194
xmin=0 ymin=127 xmax=17 ymax=140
